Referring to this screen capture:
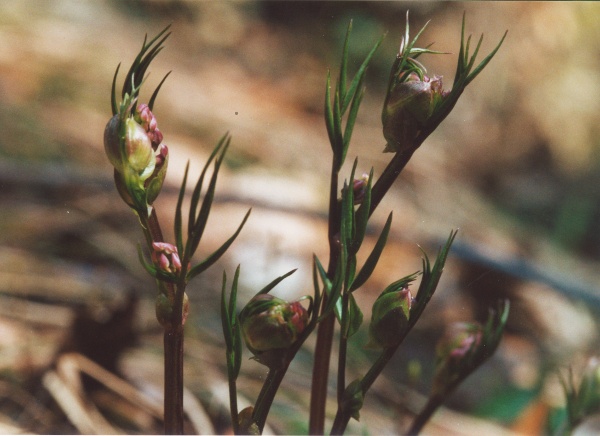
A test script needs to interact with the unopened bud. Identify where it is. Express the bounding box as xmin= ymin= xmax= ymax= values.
xmin=135 ymin=104 xmax=163 ymax=149
xmin=369 ymin=286 xmax=412 ymax=349
xmin=352 ymin=173 xmax=369 ymax=205
xmin=431 ymin=321 xmax=483 ymax=396
xmin=151 ymin=242 xmax=182 ymax=274
xmin=239 ymin=294 xmax=309 ymax=356
xmin=146 ymin=144 xmax=169 ymax=204
xmin=382 ymin=72 xmax=448 ymax=153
